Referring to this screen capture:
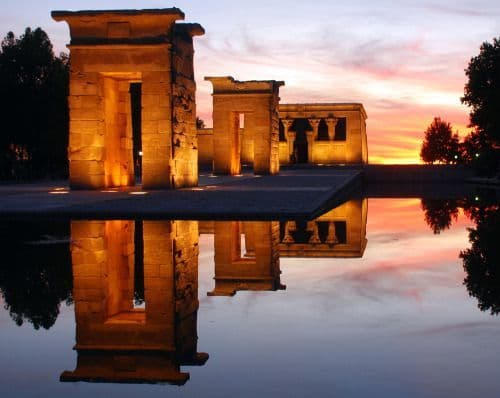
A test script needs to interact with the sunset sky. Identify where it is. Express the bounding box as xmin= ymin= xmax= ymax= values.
xmin=3 ymin=0 xmax=500 ymax=163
